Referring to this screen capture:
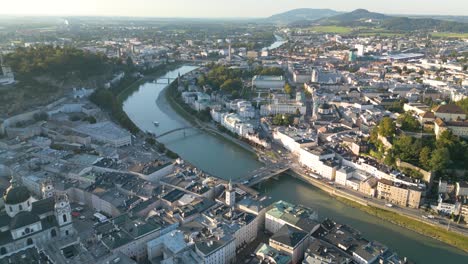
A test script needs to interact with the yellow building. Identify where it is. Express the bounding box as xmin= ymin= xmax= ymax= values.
xmin=376 ymin=179 xmax=423 ymax=208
